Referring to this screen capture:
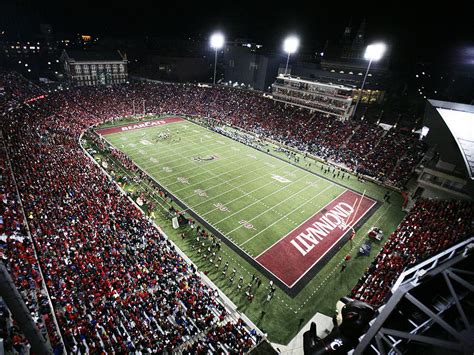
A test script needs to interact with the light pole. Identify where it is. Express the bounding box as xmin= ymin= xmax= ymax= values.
xmin=283 ymin=36 xmax=299 ymax=75
xmin=210 ymin=32 xmax=225 ymax=85
xmin=352 ymin=42 xmax=386 ymax=119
